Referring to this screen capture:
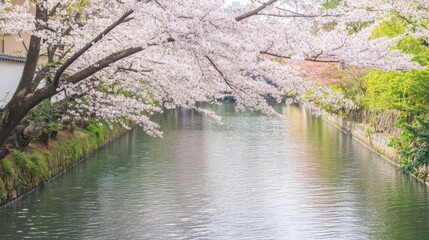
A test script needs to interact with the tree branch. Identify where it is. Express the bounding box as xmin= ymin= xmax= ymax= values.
xmin=256 ymin=13 xmax=342 ymax=18
xmin=12 ymin=4 xmax=46 ymax=97
xmin=260 ymin=51 xmax=340 ymax=63
xmin=65 ymin=47 xmax=144 ymax=85
xmin=260 ymin=51 xmax=291 ymax=59
xmin=24 ymin=47 xmax=144 ymax=115
xmin=51 ymin=9 xmax=135 ymax=87
xmin=235 ymin=0 xmax=278 ymax=22
xmin=205 ymin=55 xmax=240 ymax=95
